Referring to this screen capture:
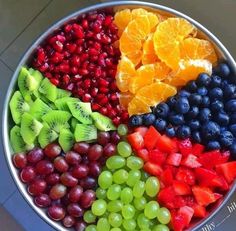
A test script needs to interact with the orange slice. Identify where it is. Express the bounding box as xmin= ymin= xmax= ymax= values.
xmin=114 ymin=9 xmax=132 ymax=34
xmin=153 ymin=18 xmax=197 ymax=69
xmin=128 ymin=96 xmax=151 ymax=115
xmin=116 ymin=56 xmax=136 ymax=92
xmin=154 ymin=62 xmax=172 ymax=81
xmin=126 ymin=50 xmax=143 ymax=66
xmin=119 ymin=92 xmax=134 ymax=109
